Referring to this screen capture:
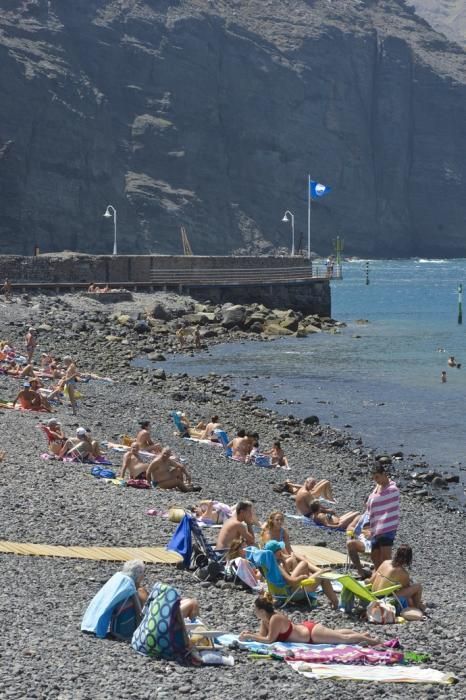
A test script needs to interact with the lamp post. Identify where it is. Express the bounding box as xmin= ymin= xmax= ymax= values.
xmin=281 ymin=210 xmax=295 ymax=256
xmin=103 ymin=205 xmax=117 ymax=255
